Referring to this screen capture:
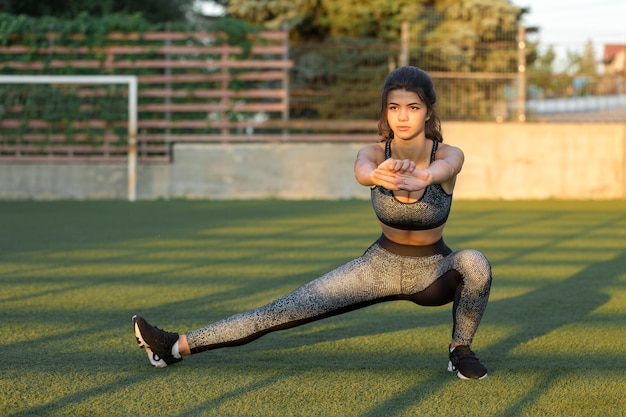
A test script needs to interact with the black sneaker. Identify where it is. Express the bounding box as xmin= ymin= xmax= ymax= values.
xmin=448 ymin=345 xmax=488 ymax=380
xmin=132 ymin=315 xmax=182 ymax=368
